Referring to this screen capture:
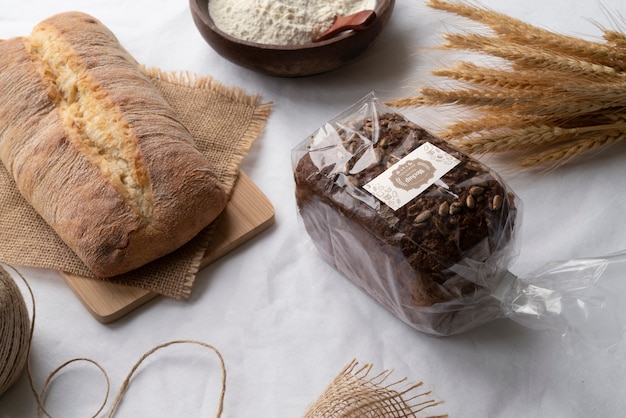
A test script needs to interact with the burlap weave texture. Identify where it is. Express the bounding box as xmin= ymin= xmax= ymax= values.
xmin=303 ymin=360 xmax=447 ymax=418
